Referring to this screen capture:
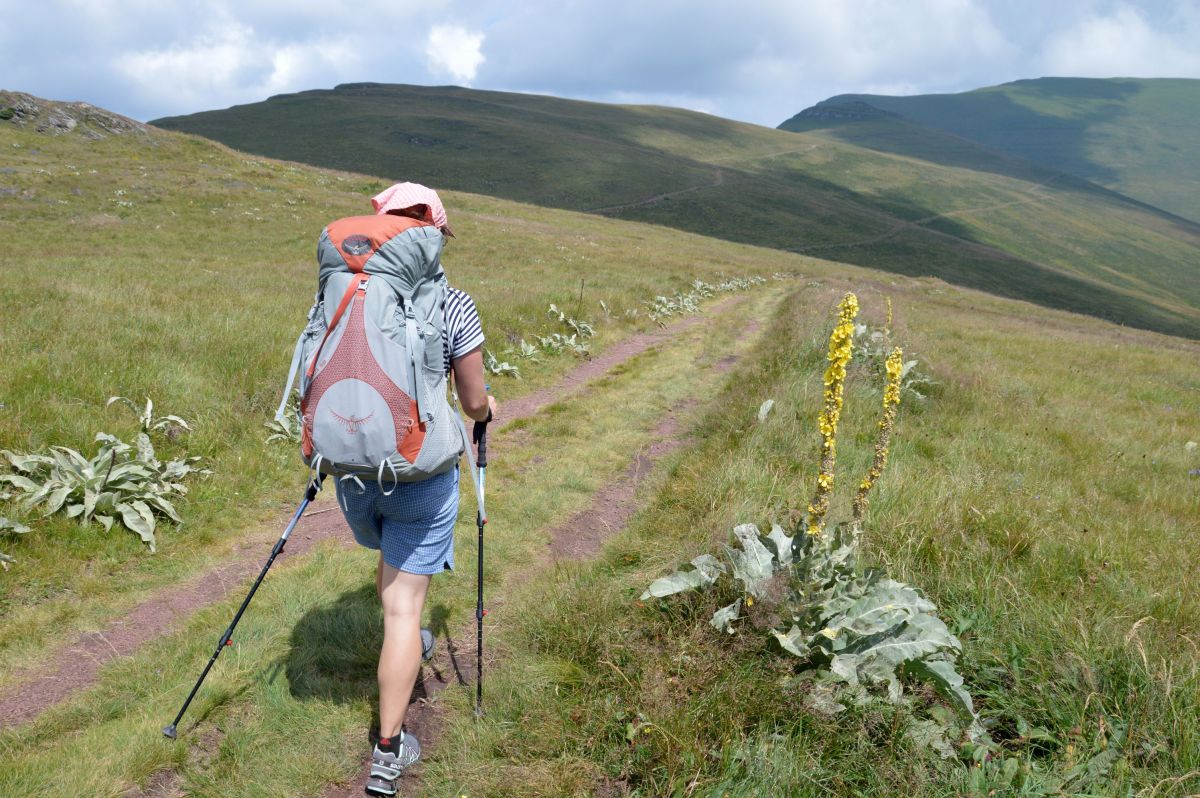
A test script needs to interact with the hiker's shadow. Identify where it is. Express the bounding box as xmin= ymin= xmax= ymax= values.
xmin=284 ymin=586 xmax=466 ymax=710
